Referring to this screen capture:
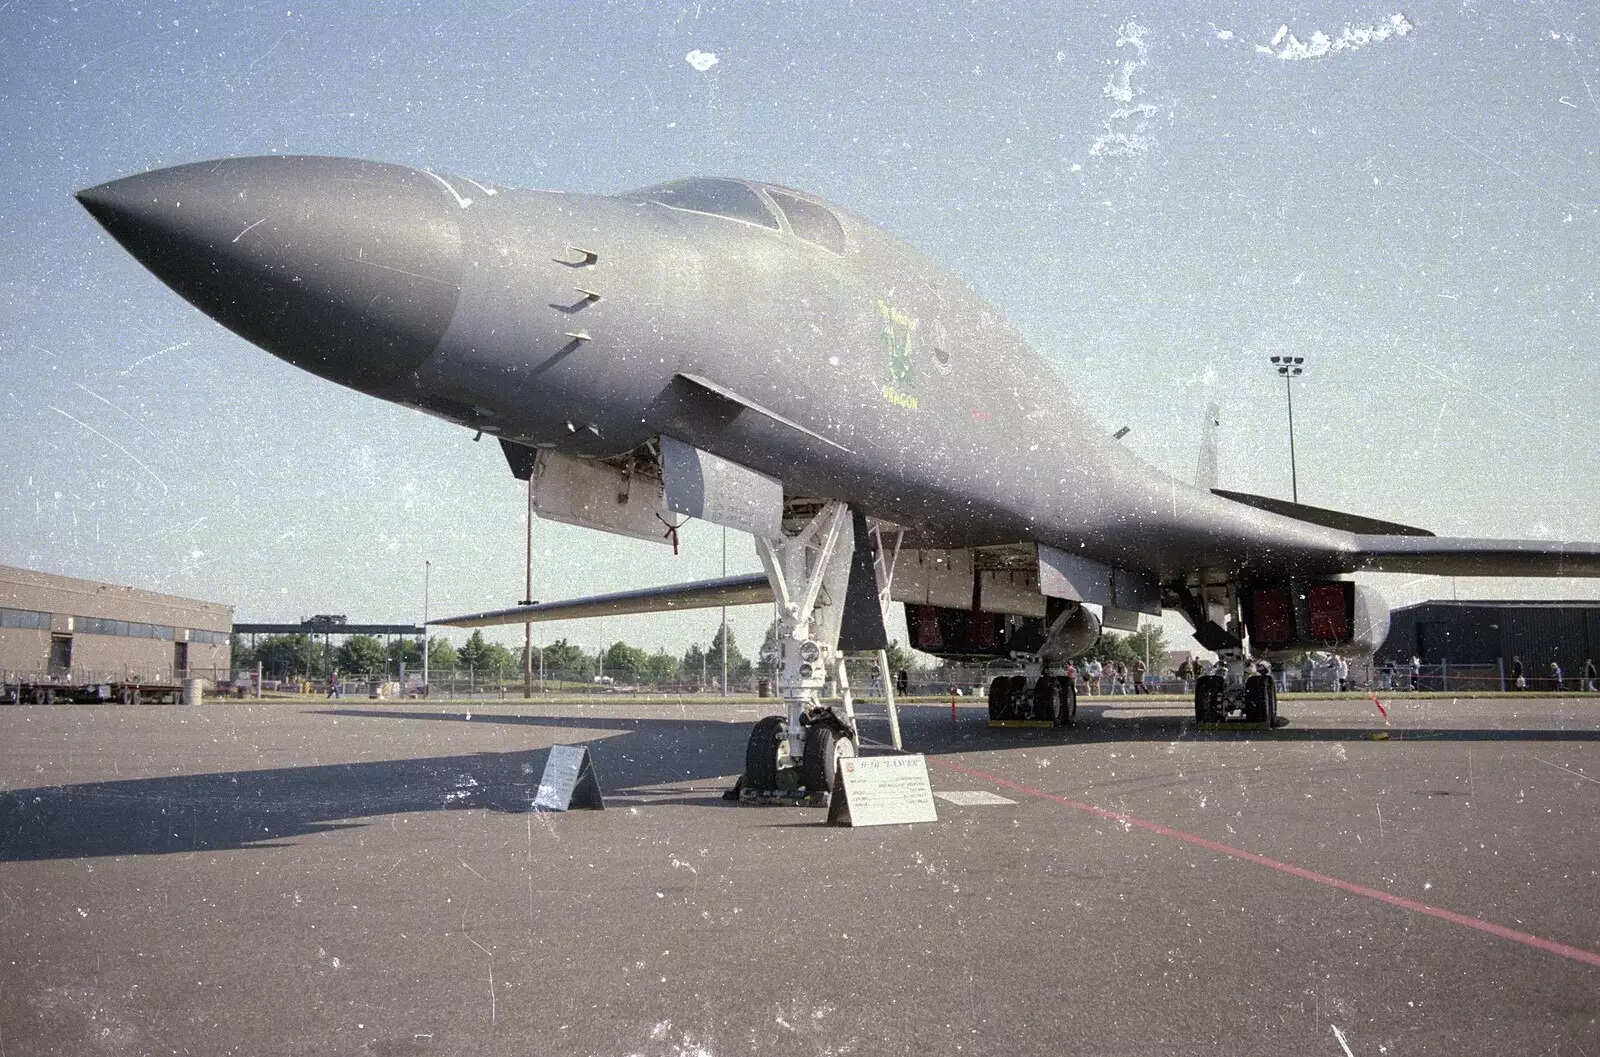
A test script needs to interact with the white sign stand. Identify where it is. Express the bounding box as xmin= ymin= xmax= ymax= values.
xmin=827 ymin=754 xmax=938 ymax=827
